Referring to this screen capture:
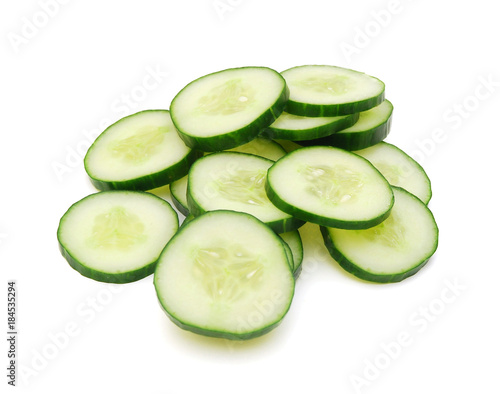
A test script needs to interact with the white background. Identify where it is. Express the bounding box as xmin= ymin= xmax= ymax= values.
xmin=1 ymin=0 xmax=499 ymax=393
